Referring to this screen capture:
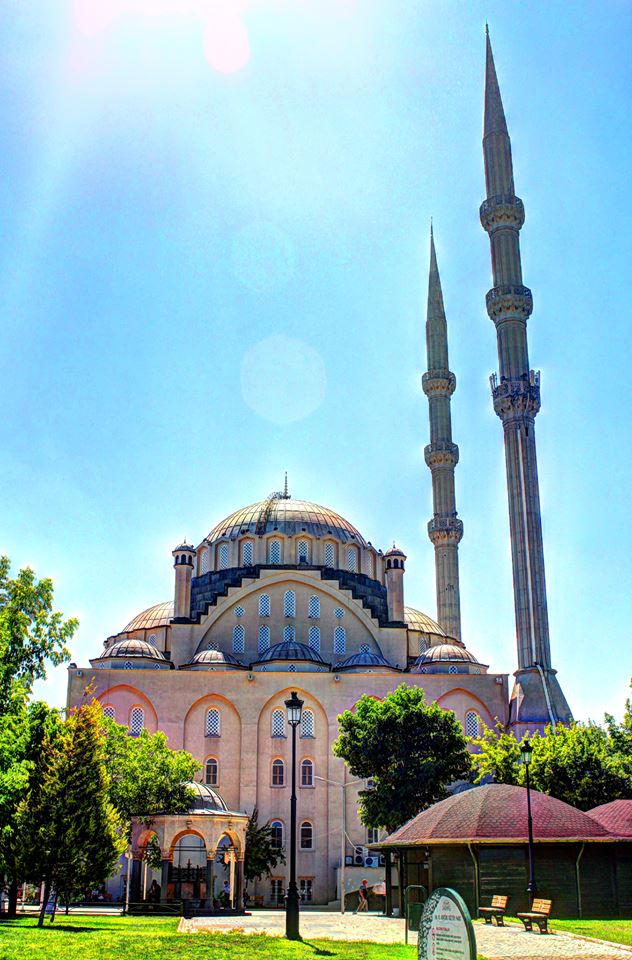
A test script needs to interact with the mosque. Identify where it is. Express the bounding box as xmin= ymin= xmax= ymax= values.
xmin=66 ymin=32 xmax=572 ymax=907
